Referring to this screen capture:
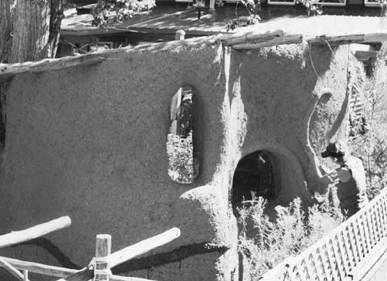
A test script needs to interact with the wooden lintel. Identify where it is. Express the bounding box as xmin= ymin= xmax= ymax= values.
xmin=221 ymin=30 xmax=284 ymax=46
xmin=0 ymin=55 xmax=105 ymax=78
xmin=231 ymin=34 xmax=303 ymax=50
xmin=307 ymin=33 xmax=387 ymax=45
xmin=307 ymin=33 xmax=387 ymax=44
